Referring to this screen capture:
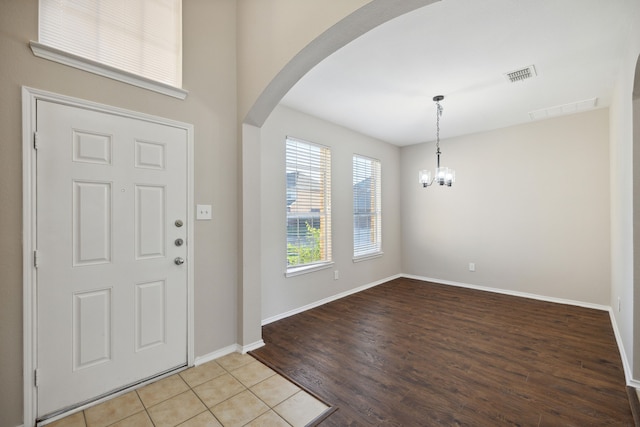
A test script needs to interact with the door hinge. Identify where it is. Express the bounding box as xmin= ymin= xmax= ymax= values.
xmin=34 ymin=250 xmax=40 ymax=268
xmin=34 ymin=368 xmax=40 ymax=387
xmin=33 ymin=132 xmax=40 ymax=150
